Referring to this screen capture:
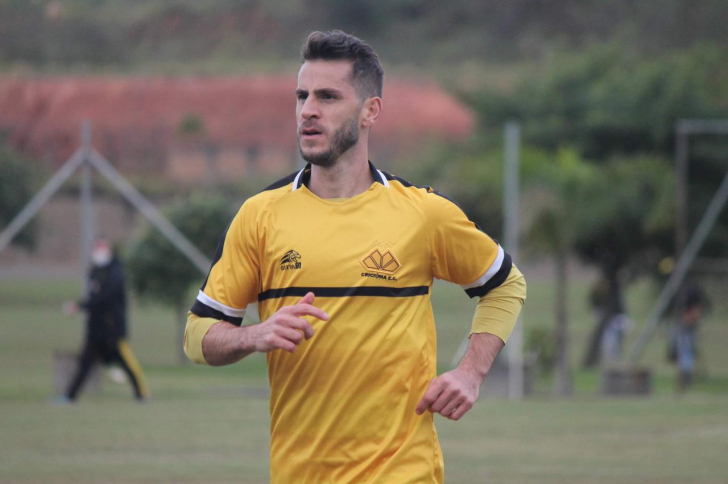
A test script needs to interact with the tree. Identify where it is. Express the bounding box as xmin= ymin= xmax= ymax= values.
xmin=0 ymin=145 xmax=38 ymax=250
xmin=526 ymin=148 xmax=598 ymax=395
xmin=126 ymin=194 xmax=235 ymax=364
xmin=472 ymin=44 xmax=721 ymax=366
xmin=471 ymin=43 xmax=728 ymax=158
xmin=571 ymin=156 xmax=674 ymax=366
xmin=527 ymin=149 xmax=674 ymax=386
